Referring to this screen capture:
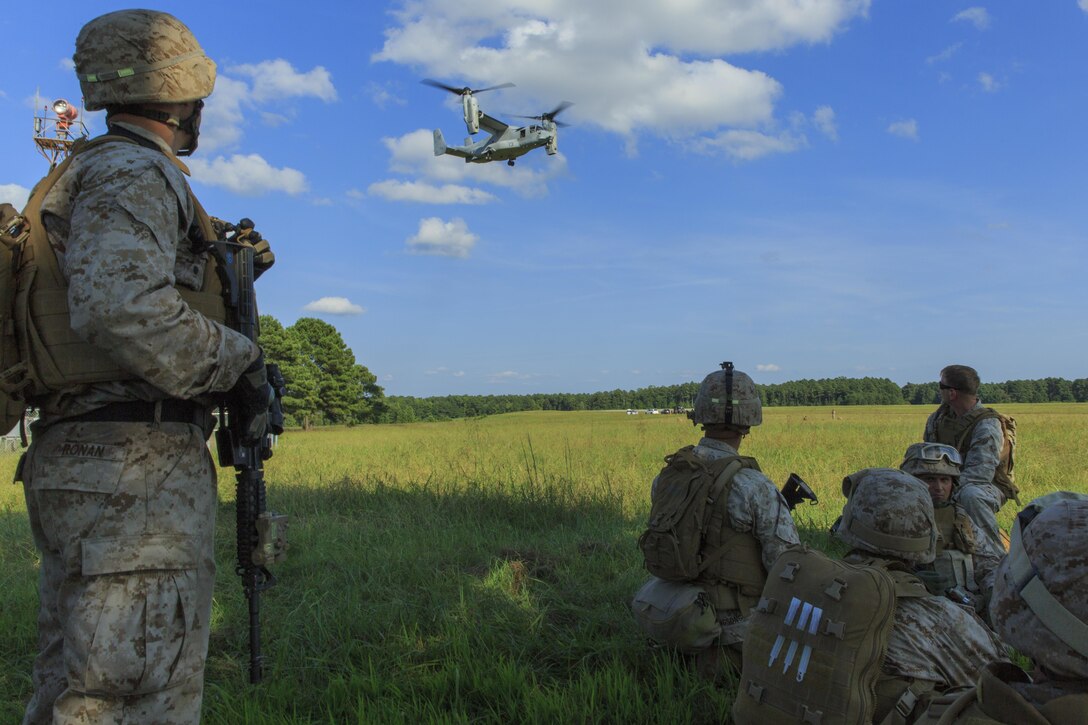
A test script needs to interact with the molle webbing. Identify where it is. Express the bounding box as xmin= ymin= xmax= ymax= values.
xmin=2 ymin=136 xmax=225 ymax=399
